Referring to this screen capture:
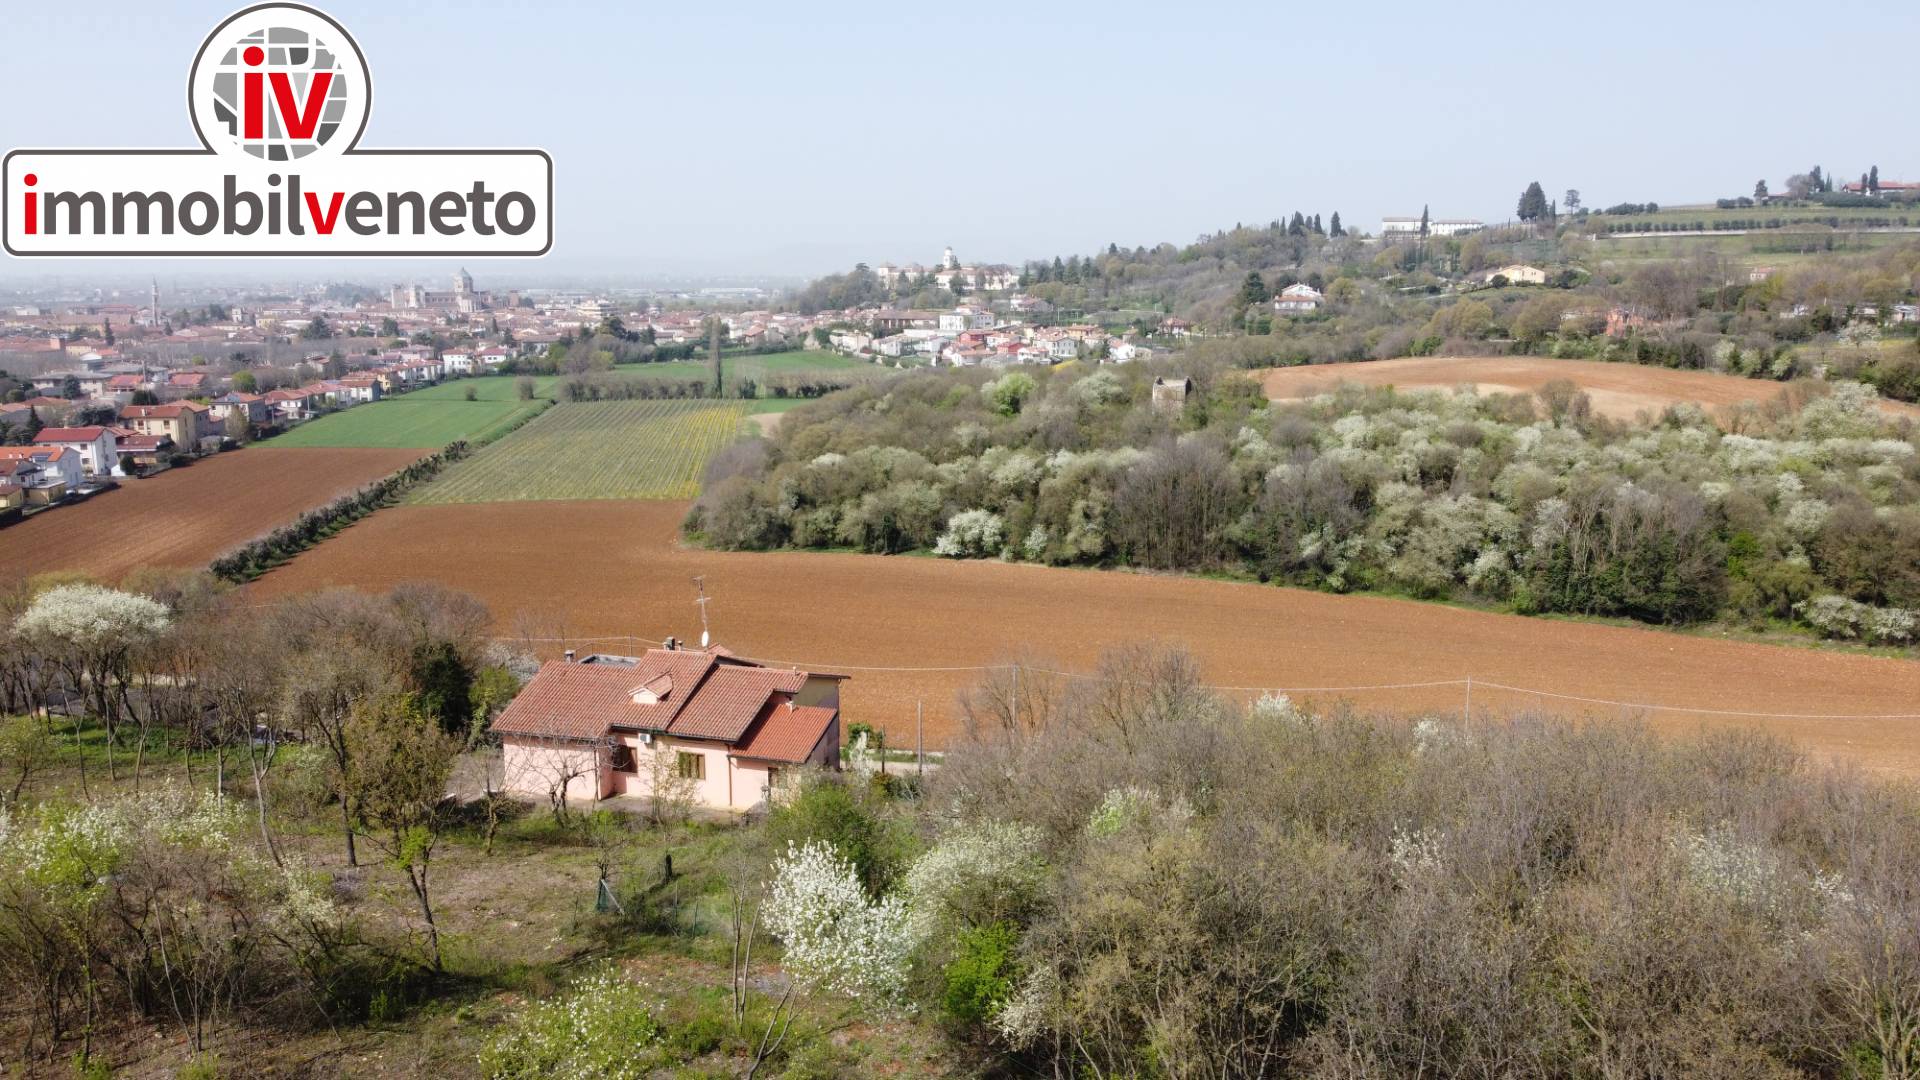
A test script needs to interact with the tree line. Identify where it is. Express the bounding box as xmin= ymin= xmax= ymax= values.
xmin=687 ymin=363 xmax=1920 ymax=640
